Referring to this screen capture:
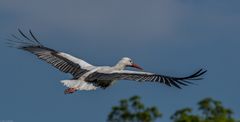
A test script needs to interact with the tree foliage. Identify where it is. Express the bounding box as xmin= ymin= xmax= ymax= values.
xmin=171 ymin=97 xmax=239 ymax=122
xmin=108 ymin=96 xmax=239 ymax=122
xmin=107 ymin=96 xmax=162 ymax=122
